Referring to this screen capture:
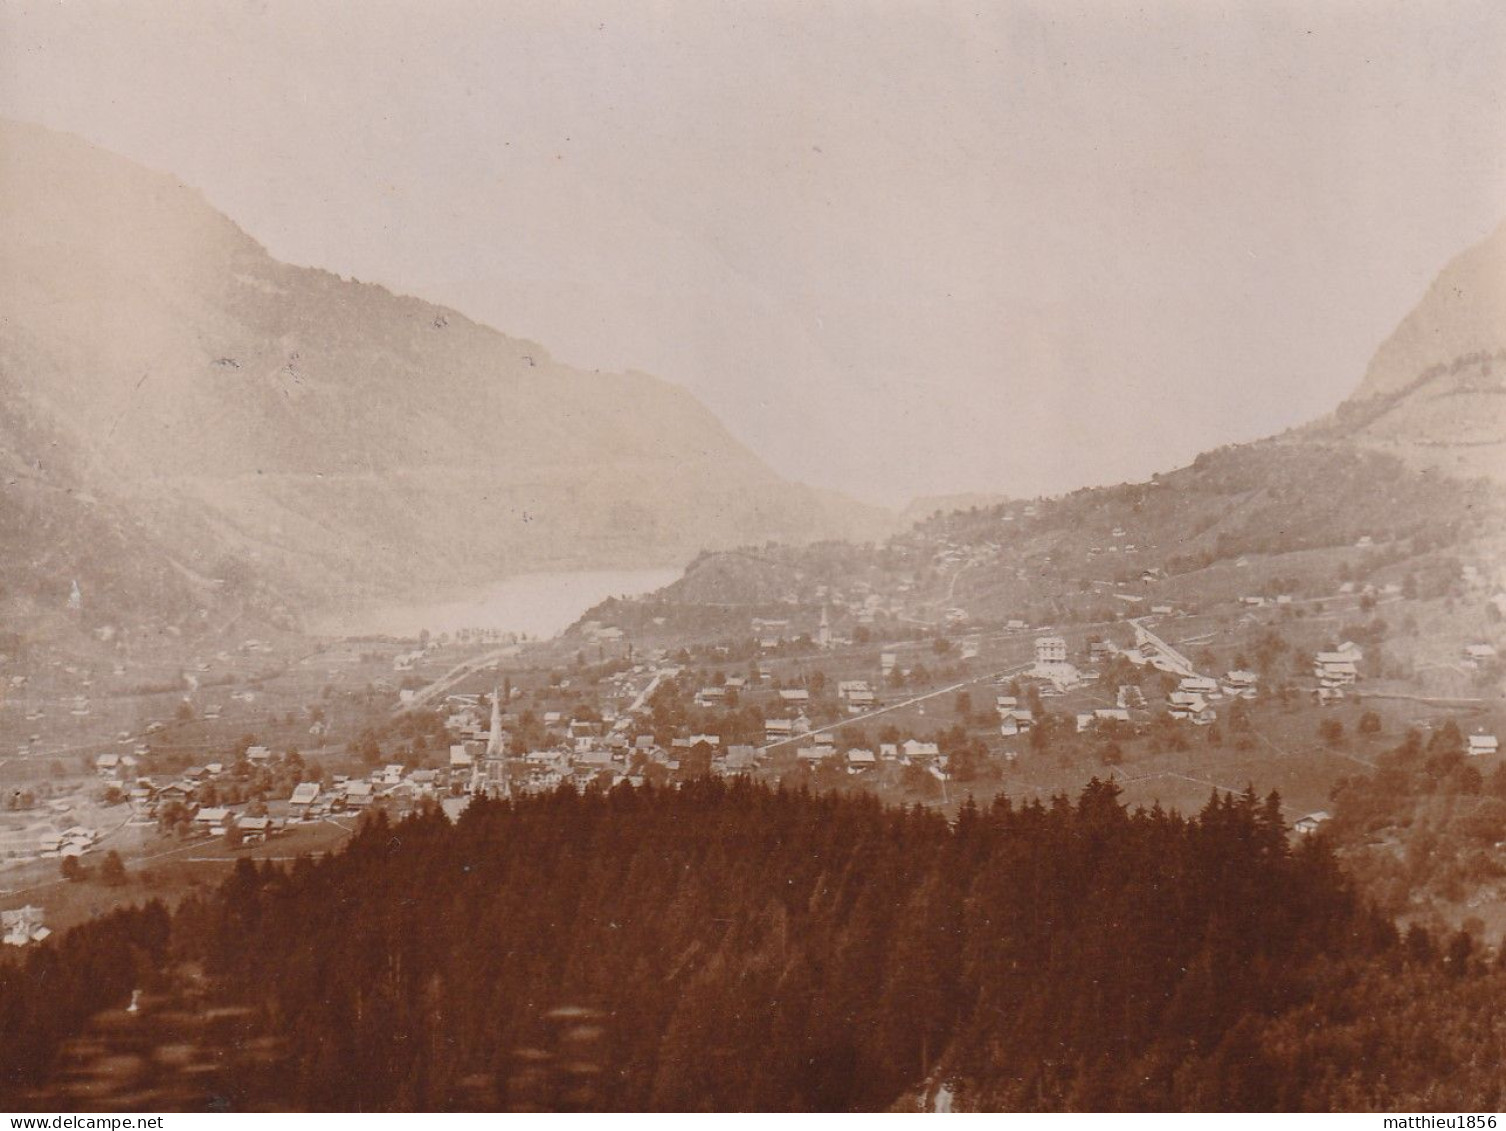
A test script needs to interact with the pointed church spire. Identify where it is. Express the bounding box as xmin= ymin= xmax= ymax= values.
xmin=487 ymin=686 xmax=504 ymax=757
